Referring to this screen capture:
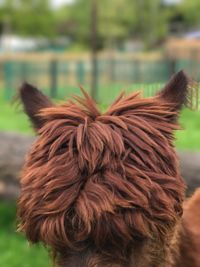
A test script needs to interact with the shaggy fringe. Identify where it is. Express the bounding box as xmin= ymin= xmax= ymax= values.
xmin=18 ymin=90 xmax=185 ymax=266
